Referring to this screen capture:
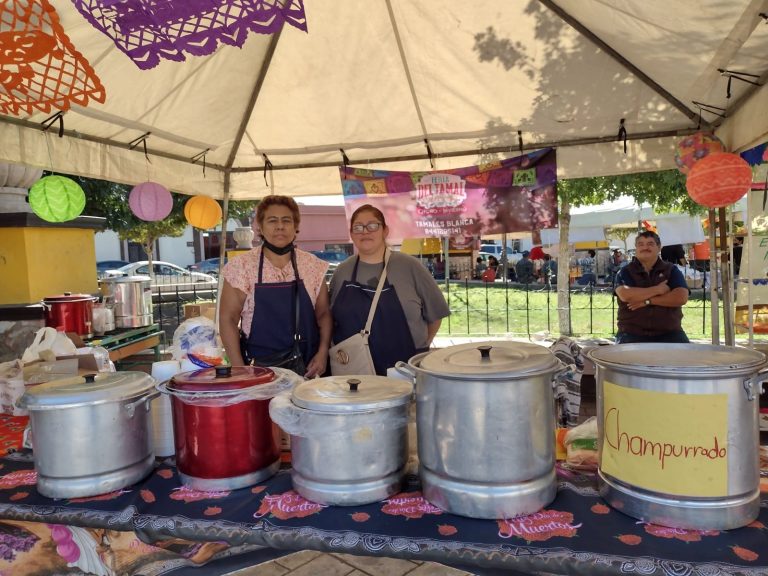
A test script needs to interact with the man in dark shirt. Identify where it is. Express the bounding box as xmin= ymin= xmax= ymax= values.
xmin=614 ymin=231 xmax=689 ymax=344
